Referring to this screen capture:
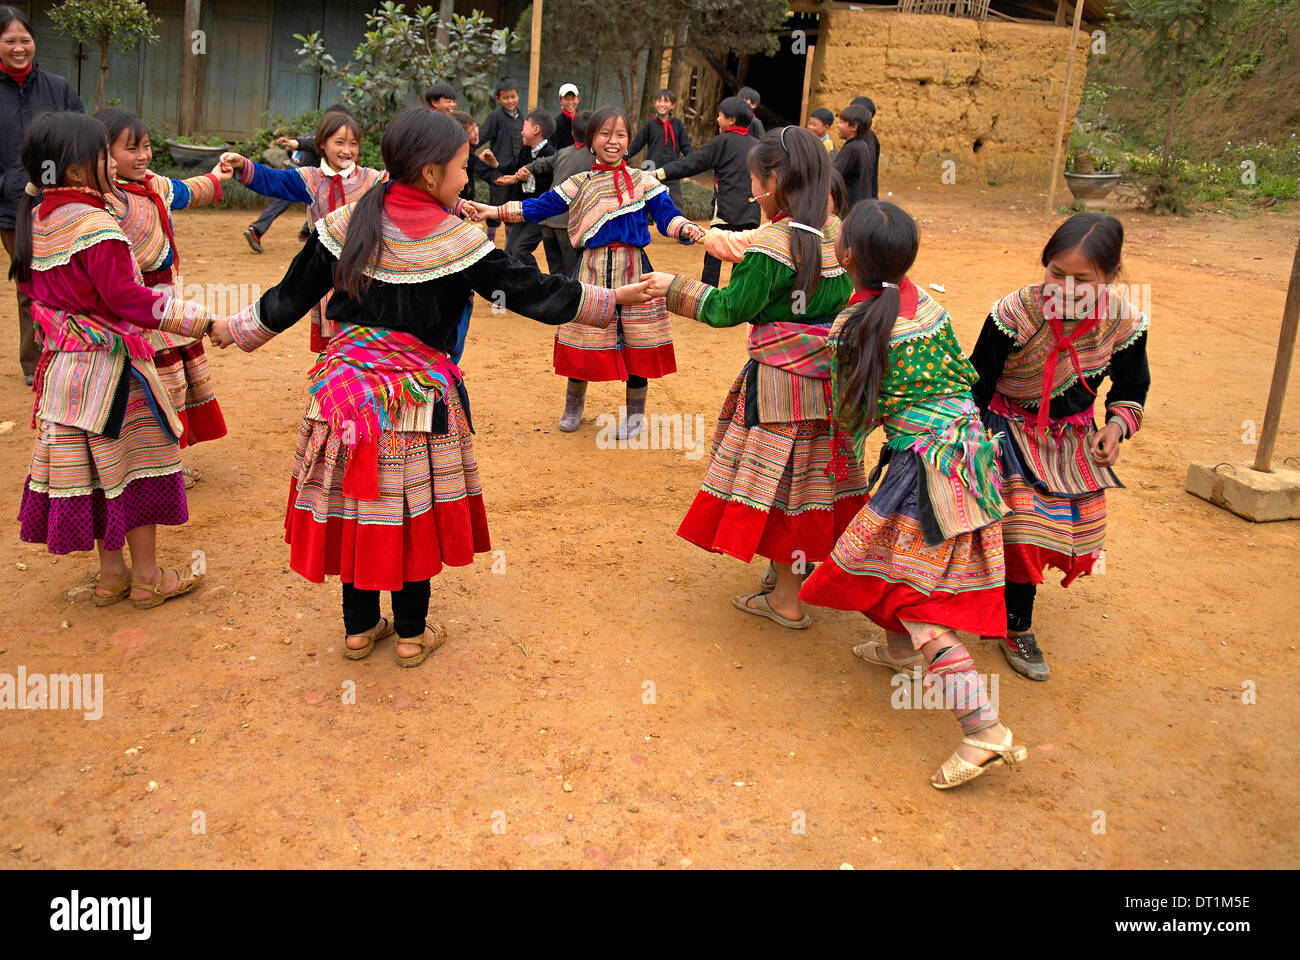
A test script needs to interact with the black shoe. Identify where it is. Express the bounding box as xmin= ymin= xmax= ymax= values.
xmin=998 ymin=632 xmax=1050 ymax=681
xmin=244 ymin=227 xmax=263 ymax=254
